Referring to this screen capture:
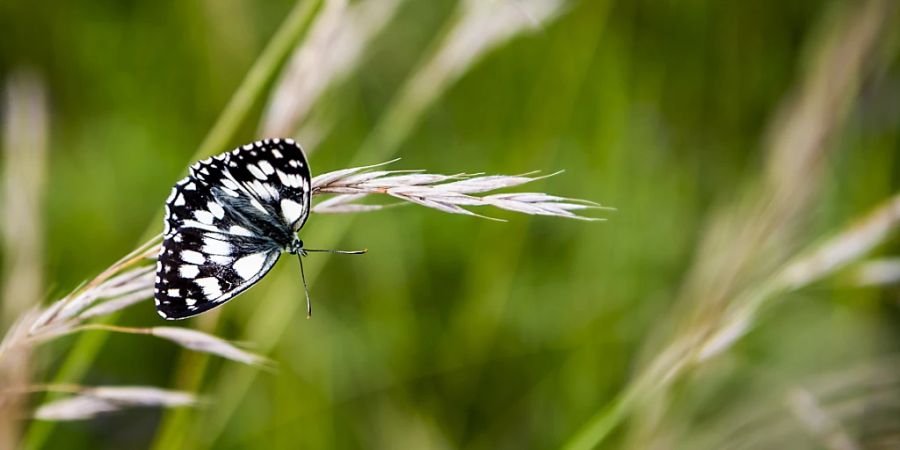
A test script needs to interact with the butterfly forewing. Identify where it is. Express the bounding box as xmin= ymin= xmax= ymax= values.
xmin=156 ymin=229 xmax=281 ymax=318
xmin=155 ymin=138 xmax=312 ymax=320
xmin=220 ymin=140 xmax=312 ymax=231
